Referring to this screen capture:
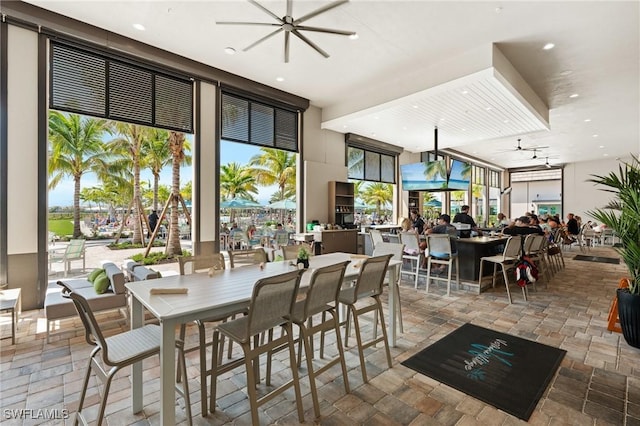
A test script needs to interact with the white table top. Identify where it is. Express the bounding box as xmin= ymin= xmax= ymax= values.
xmin=126 ymin=252 xmax=387 ymax=322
